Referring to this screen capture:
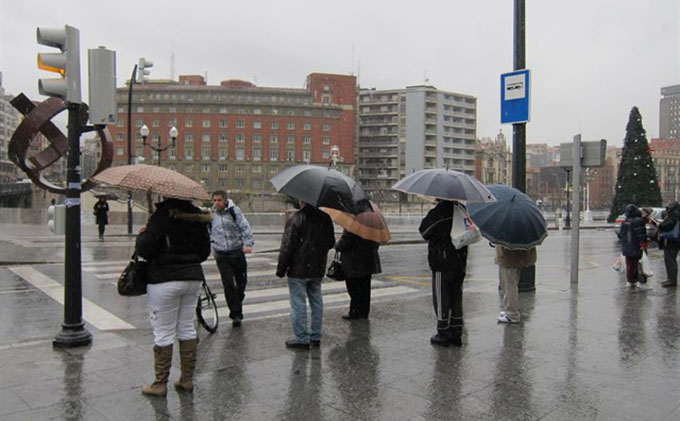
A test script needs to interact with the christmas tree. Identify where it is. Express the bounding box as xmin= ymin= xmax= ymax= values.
xmin=608 ymin=106 xmax=662 ymax=222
